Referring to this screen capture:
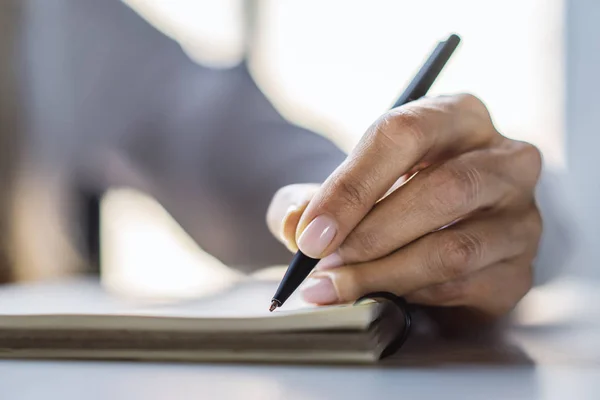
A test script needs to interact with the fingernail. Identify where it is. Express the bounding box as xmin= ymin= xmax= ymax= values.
xmin=297 ymin=215 xmax=337 ymax=258
xmin=316 ymin=252 xmax=343 ymax=270
xmin=302 ymin=275 xmax=338 ymax=304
